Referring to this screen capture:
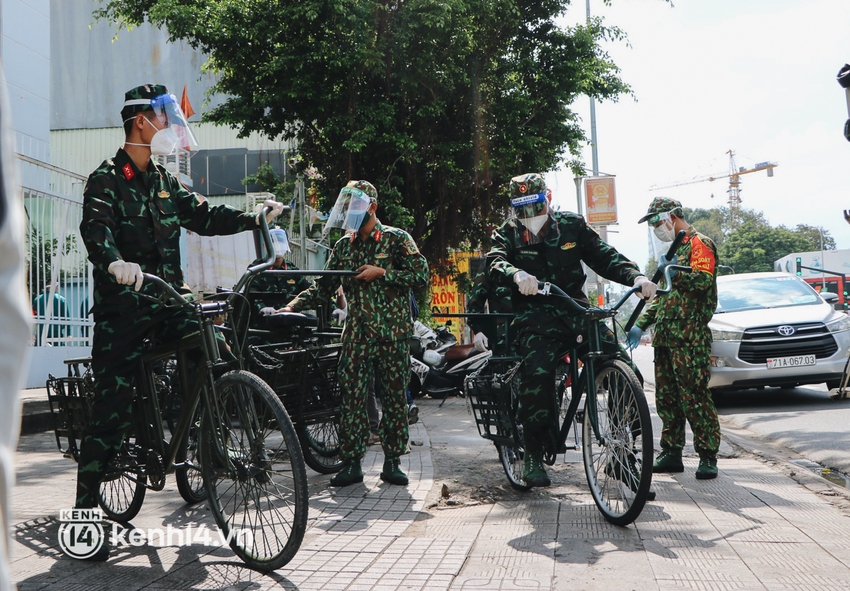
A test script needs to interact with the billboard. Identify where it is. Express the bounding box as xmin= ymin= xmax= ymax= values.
xmin=584 ymin=176 xmax=617 ymax=224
